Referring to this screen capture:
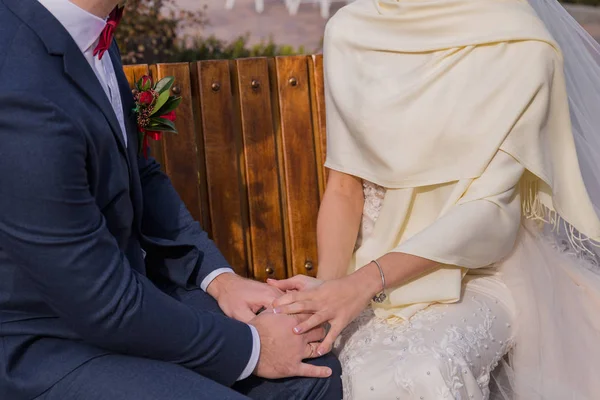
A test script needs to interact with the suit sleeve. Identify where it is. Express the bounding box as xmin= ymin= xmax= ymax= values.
xmin=0 ymin=93 xmax=252 ymax=386
xmin=137 ymin=153 xmax=233 ymax=289
xmin=394 ymin=150 xmax=525 ymax=268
